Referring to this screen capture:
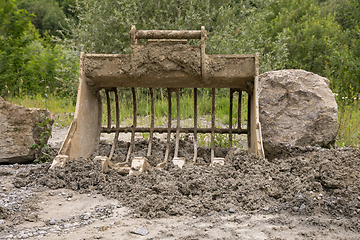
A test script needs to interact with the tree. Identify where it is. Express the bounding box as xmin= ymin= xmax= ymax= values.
xmin=17 ymin=0 xmax=67 ymax=37
xmin=67 ymin=0 xmax=253 ymax=54
xmin=0 ymin=0 xmax=78 ymax=98
xmin=0 ymin=0 xmax=36 ymax=96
